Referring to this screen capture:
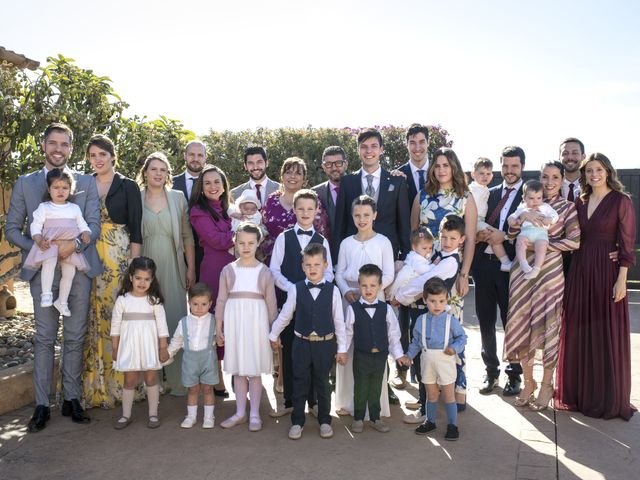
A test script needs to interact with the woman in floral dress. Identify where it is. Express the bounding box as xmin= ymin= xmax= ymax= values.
xmin=410 ymin=147 xmax=478 ymax=407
